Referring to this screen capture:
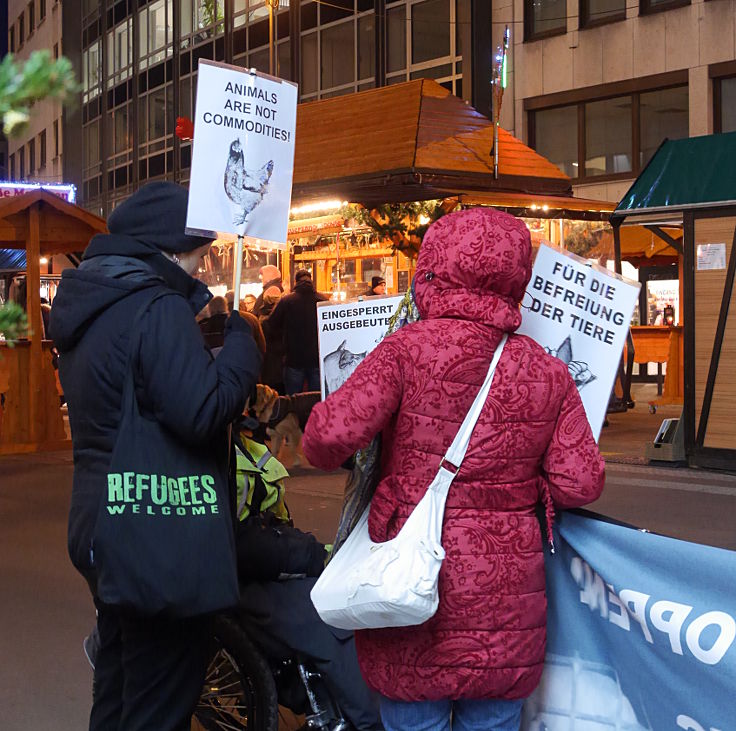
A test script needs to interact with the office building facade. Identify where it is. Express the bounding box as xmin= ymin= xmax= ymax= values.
xmin=69 ymin=0 xmax=492 ymax=217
